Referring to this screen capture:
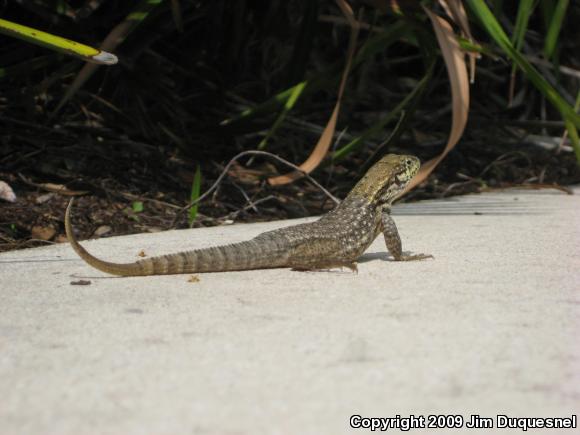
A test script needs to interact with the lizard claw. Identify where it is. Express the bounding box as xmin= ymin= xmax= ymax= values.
xmin=396 ymin=253 xmax=434 ymax=261
xmin=341 ymin=262 xmax=358 ymax=274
